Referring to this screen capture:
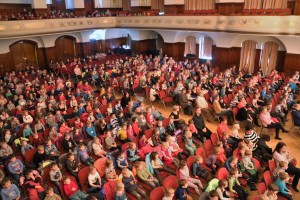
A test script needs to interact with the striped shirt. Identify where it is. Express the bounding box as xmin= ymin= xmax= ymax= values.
xmin=244 ymin=130 xmax=259 ymax=151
